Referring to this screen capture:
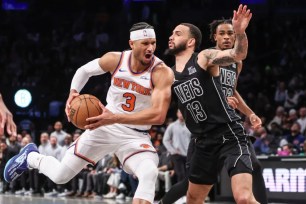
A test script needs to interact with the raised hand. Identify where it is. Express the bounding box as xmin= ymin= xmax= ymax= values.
xmin=232 ymin=4 xmax=252 ymax=34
